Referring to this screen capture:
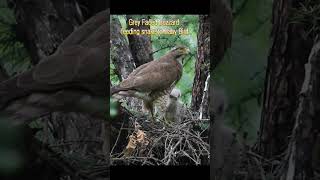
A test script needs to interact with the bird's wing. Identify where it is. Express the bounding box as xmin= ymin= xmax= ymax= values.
xmin=124 ymin=52 xmax=173 ymax=80
xmin=28 ymin=46 xmax=86 ymax=85
xmin=24 ymin=44 xmax=107 ymax=86
xmin=126 ymin=60 xmax=153 ymax=79
xmin=1 ymin=90 xmax=106 ymax=125
xmin=80 ymin=22 xmax=108 ymax=48
xmin=119 ymin=61 xmax=181 ymax=92
xmin=58 ymin=10 xmax=108 ymax=49
xmin=128 ymin=53 xmax=175 ymax=78
xmin=25 ymin=23 xmax=108 ymax=89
